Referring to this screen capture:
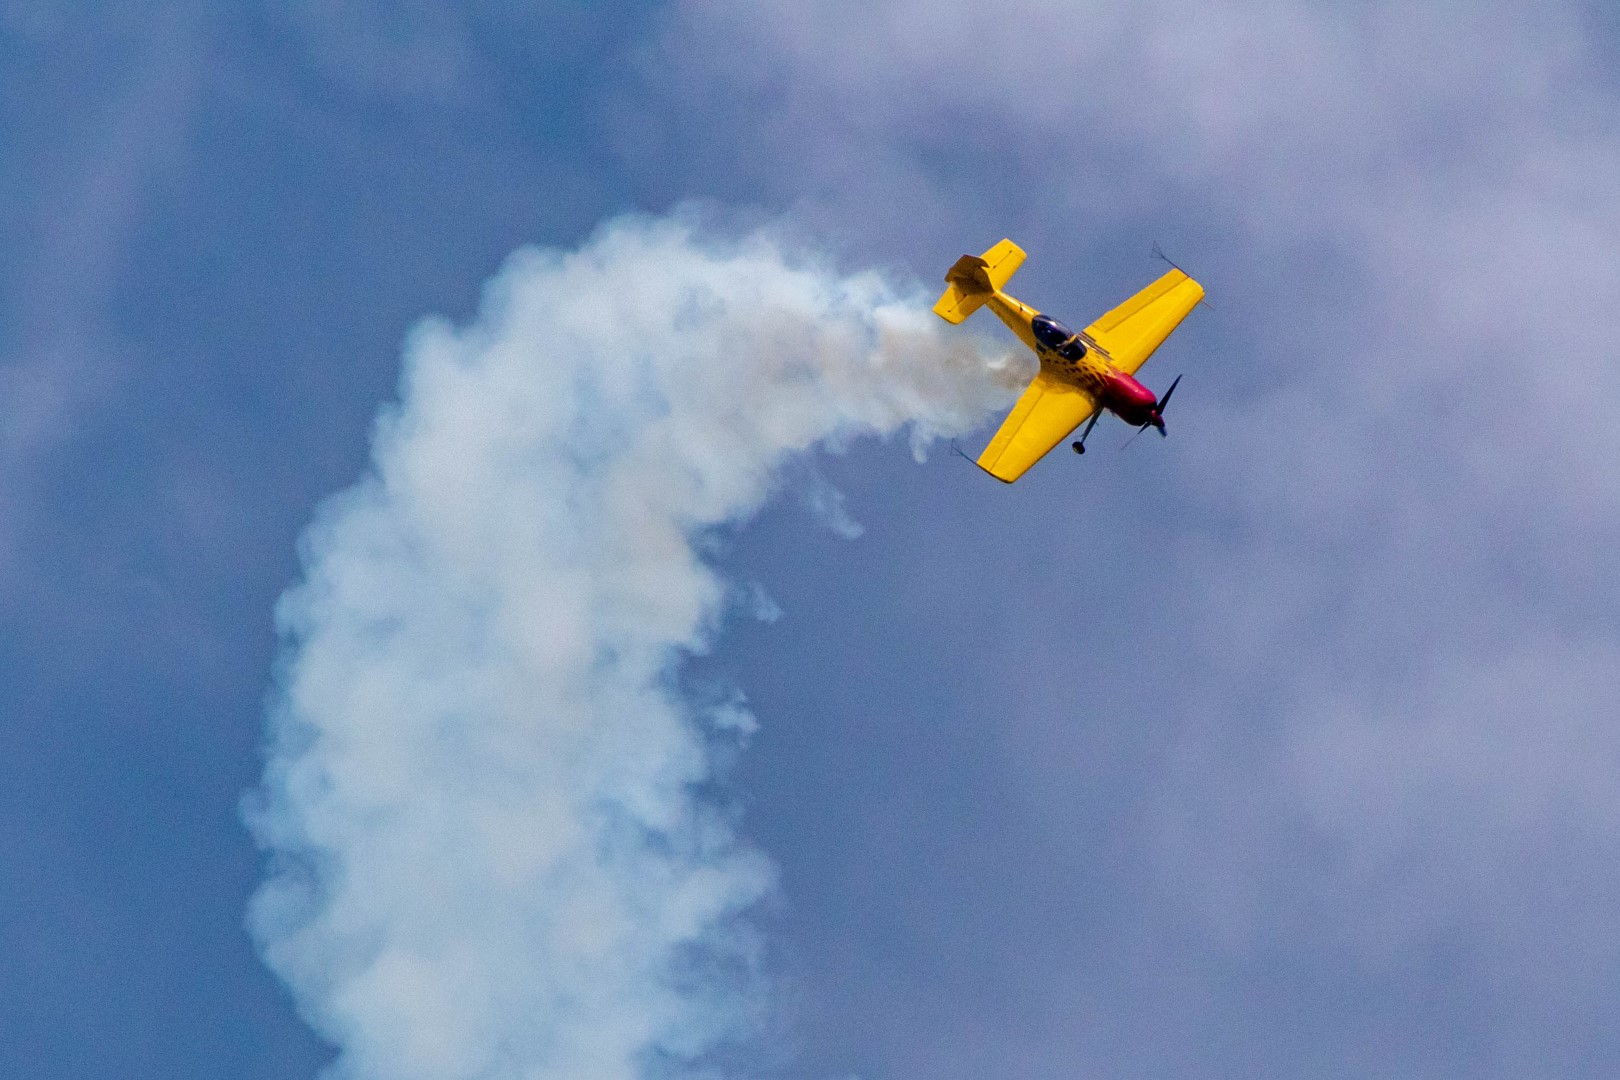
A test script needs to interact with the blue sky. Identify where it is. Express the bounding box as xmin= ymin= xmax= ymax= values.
xmin=4 ymin=3 xmax=1620 ymax=1078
